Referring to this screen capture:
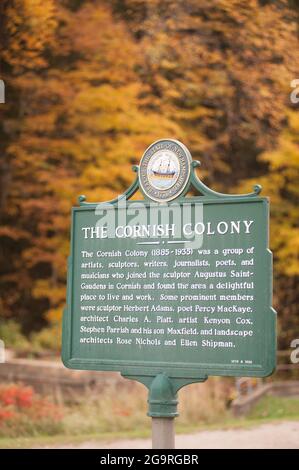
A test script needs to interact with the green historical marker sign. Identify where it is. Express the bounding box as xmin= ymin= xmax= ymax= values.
xmin=62 ymin=139 xmax=276 ymax=418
